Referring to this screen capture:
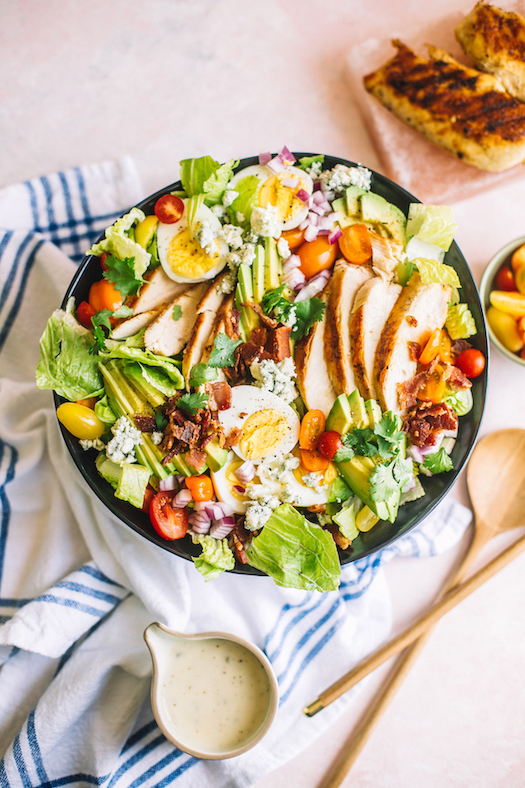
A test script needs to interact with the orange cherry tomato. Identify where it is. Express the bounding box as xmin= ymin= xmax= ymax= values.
xmin=75 ymin=397 xmax=97 ymax=409
xmin=299 ymin=410 xmax=326 ymax=451
xmin=155 ymin=194 xmax=184 ymax=224
xmin=515 ymin=265 xmax=525 ymax=296
xmin=149 ymin=492 xmax=189 ymax=540
xmin=511 ymin=244 xmax=525 ymax=272
xmin=418 ymin=328 xmax=441 ymax=365
xmin=77 ymin=300 xmax=96 ymax=328
xmin=281 ymin=227 xmax=306 ymax=250
xmin=185 ymin=474 xmax=214 ymax=502
xmin=297 ymin=236 xmax=338 ymax=280
xmin=455 ymin=349 xmax=486 ymax=379
xmin=89 ymin=279 xmax=123 ymax=313
xmin=338 ymin=224 xmax=372 ymax=265
xmin=417 ymin=365 xmax=447 ymax=404
xmin=300 ymin=448 xmax=330 ymax=473
xmin=495 ymin=264 xmax=517 ymax=292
